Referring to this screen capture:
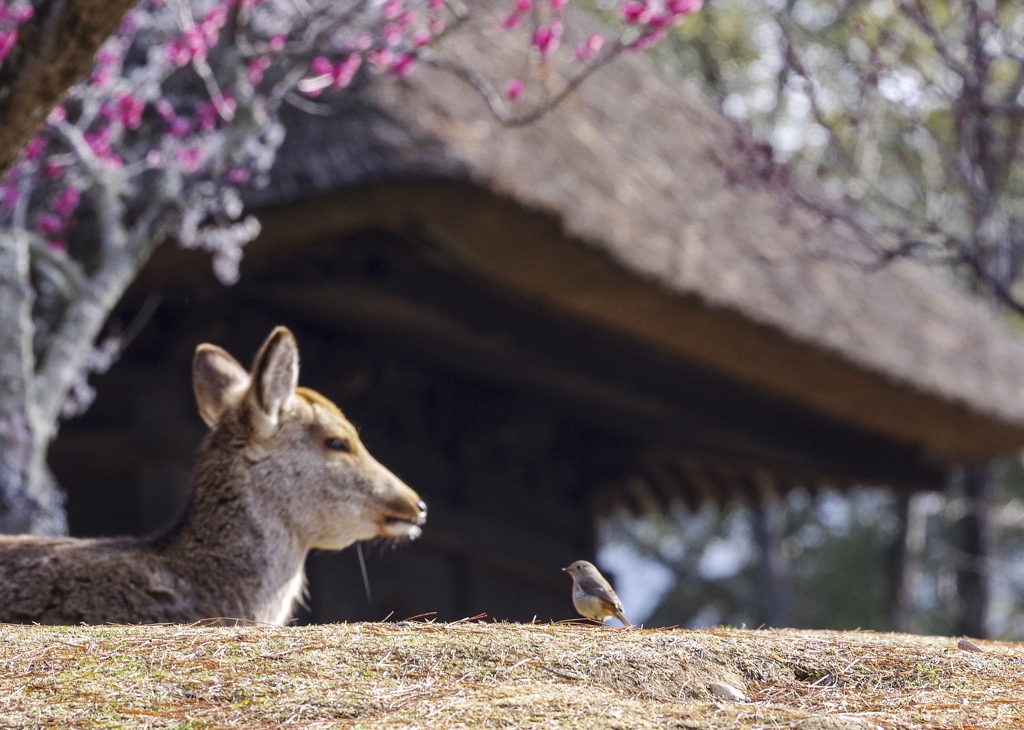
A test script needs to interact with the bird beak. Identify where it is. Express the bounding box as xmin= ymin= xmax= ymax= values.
xmin=561 ymin=567 xmax=569 ymax=573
